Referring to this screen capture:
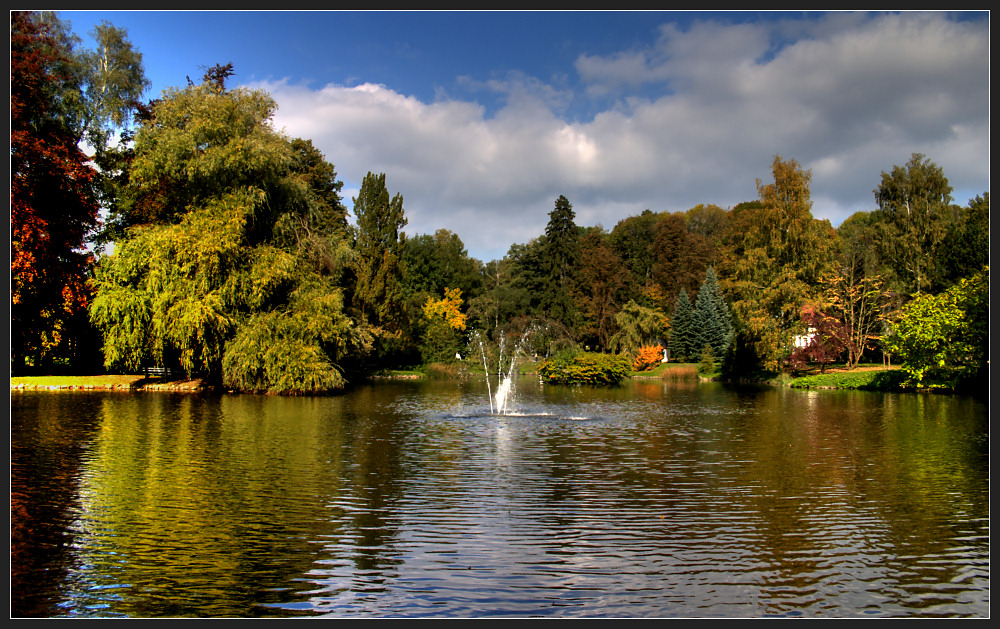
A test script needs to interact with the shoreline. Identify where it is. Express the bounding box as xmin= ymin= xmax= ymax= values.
xmin=9 ymin=364 xmax=917 ymax=395
xmin=11 ymin=377 xmax=209 ymax=392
